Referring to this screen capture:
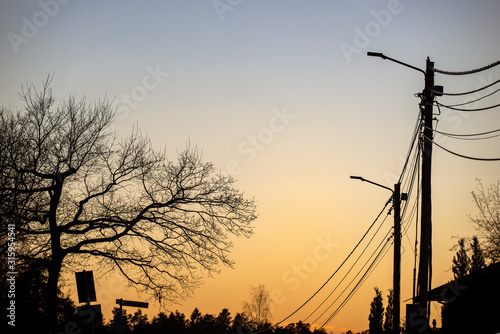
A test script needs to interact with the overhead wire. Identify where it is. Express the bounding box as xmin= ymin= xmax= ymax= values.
xmin=435 ymin=101 xmax=500 ymax=112
xmin=311 ymin=224 xmax=392 ymax=326
xmin=269 ymin=197 xmax=393 ymax=329
xmin=253 ymin=58 xmax=500 ymax=334
xmin=439 ymin=78 xmax=500 ymax=97
xmin=441 ymin=86 xmax=500 ymax=107
xmin=433 ymin=60 xmax=500 ymax=75
xmin=428 ymin=125 xmax=500 ymax=138
xmin=302 ymin=209 xmax=392 ymax=324
xmin=425 ymin=135 xmax=500 ymax=161
xmin=314 ymin=113 xmax=423 ymax=329
xmin=318 ymin=230 xmax=394 ymax=330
